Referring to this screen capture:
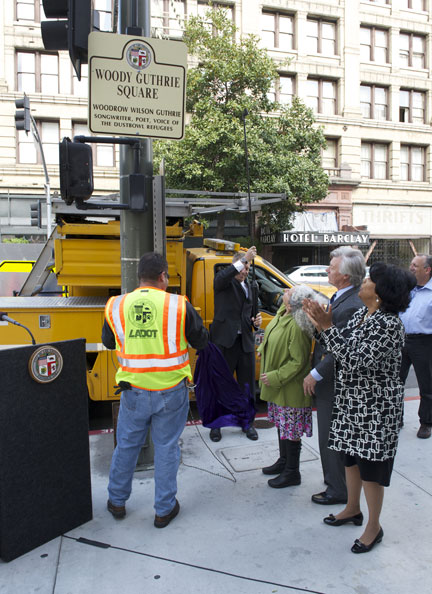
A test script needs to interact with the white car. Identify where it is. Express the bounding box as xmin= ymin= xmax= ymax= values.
xmin=284 ymin=265 xmax=329 ymax=284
